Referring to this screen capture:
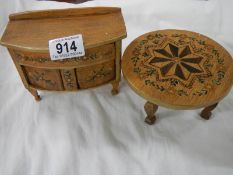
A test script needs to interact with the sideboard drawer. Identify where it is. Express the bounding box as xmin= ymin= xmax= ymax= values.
xmin=14 ymin=44 xmax=115 ymax=68
xmin=76 ymin=60 xmax=115 ymax=89
xmin=24 ymin=66 xmax=63 ymax=90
